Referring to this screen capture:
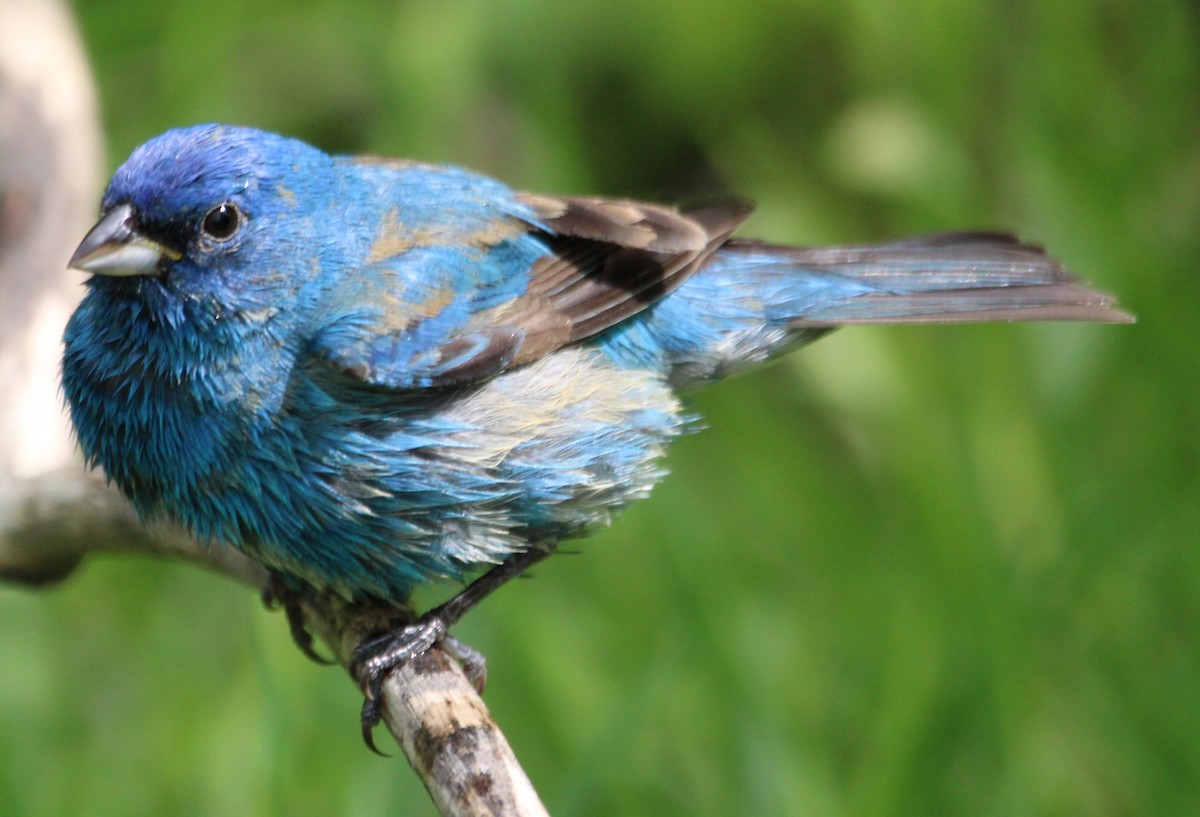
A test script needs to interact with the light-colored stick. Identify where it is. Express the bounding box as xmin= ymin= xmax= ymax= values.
xmin=0 ymin=470 xmax=550 ymax=817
